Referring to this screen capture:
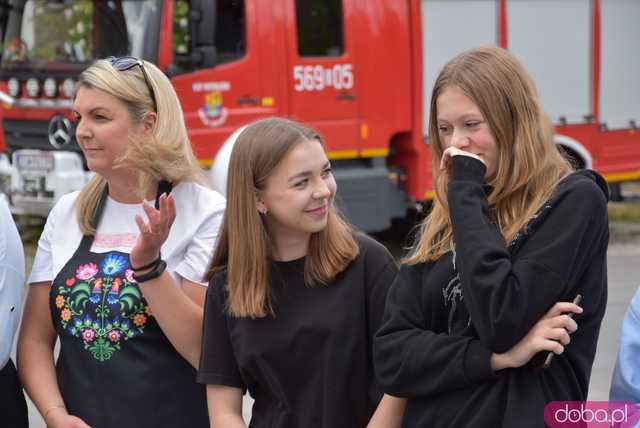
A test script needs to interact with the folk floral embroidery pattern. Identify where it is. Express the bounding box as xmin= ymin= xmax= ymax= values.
xmin=54 ymin=253 xmax=152 ymax=362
